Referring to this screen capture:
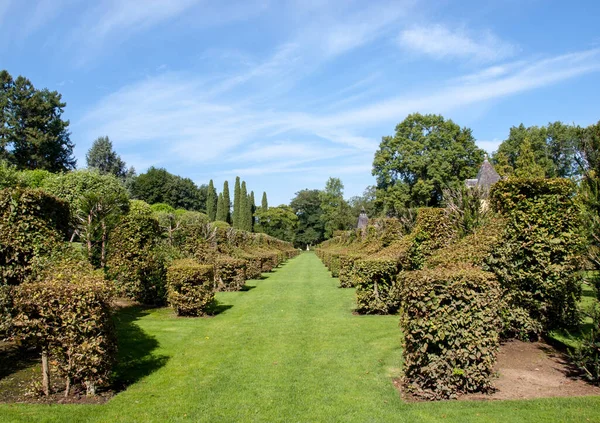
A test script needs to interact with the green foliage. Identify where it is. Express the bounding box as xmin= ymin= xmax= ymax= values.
xmin=290 ymin=189 xmax=325 ymax=247
xmin=18 ymin=169 xmax=52 ymax=188
xmin=319 ymin=177 xmax=354 ymax=239
xmin=215 ymin=256 xmax=247 ymax=291
xmin=255 ymin=205 xmax=298 ymax=243
xmin=206 ymin=179 xmax=217 ymax=221
xmin=400 ymin=267 xmax=501 ymax=400
xmin=222 ymin=180 xmax=231 ymax=224
xmin=106 ymin=212 xmax=166 ymax=305
xmin=128 ymin=199 xmax=153 ymax=217
xmin=261 ymin=191 xmax=268 ymax=211
xmin=150 ymin=203 xmax=176 ymax=213
xmin=373 ymin=113 xmax=484 ymax=212
xmin=166 ymin=259 xmax=215 ymax=316
xmin=443 ymin=186 xmax=491 ymax=238
xmin=129 ymin=167 xmax=206 ymax=212
xmin=0 ymin=70 xmax=76 ymax=171
xmin=233 ymin=176 xmax=241 ymax=228
xmin=354 ymin=258 xmax=400 ymax=314
xmin=11 ymin=258 xmax=115 ymax=396
xmin=211 ymin=220 xmax=231 ymax=229
xmin=0 ymin=188 xmax=70 ymax=285
xmin=494 ymin=122 xmax=581 ymax=179
xmin=408 ymin=208 xmax=455 ymax=270
xmin=487 ymin=178 xmax=584 ymax=331
xmin=86 ymin=136 xmax=129 ymax=179
xmin=570 ymin=305 xmax=600 ymax=385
